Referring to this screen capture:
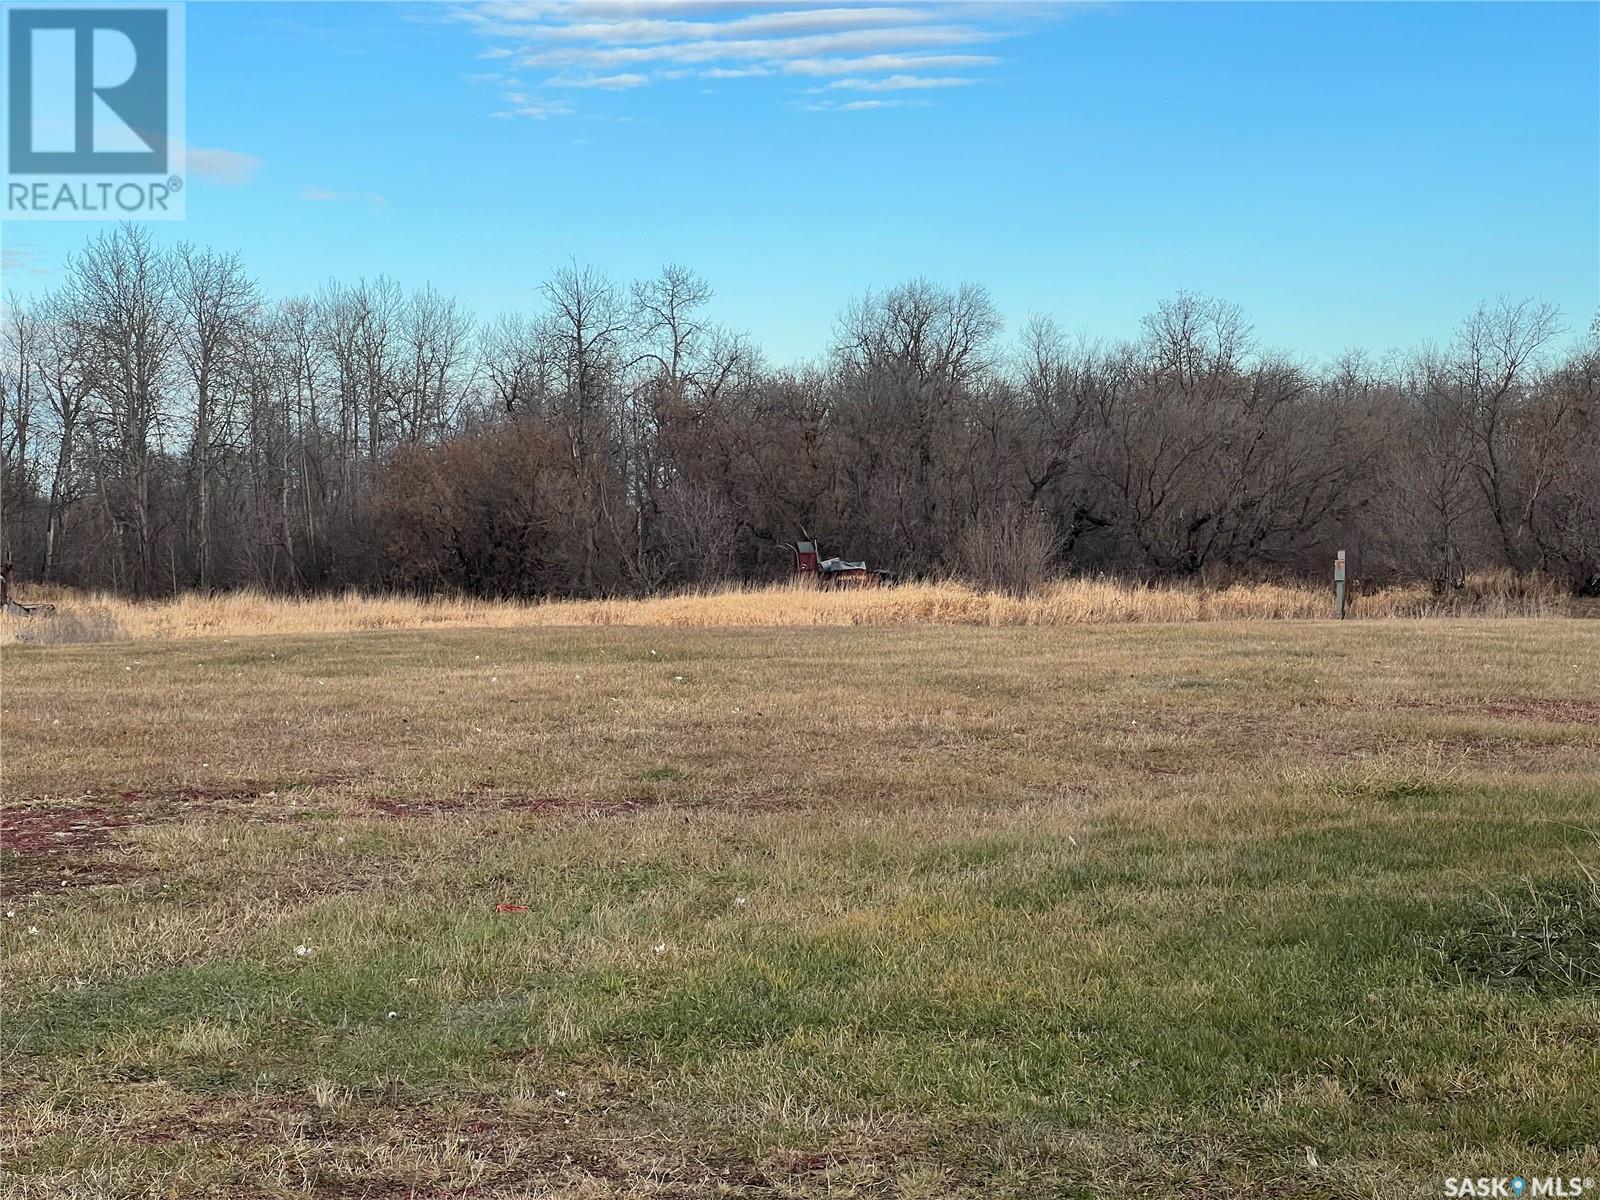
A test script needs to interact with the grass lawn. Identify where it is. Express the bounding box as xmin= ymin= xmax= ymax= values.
xmin=3 ymin=619 xmax=1598 ymax=1198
